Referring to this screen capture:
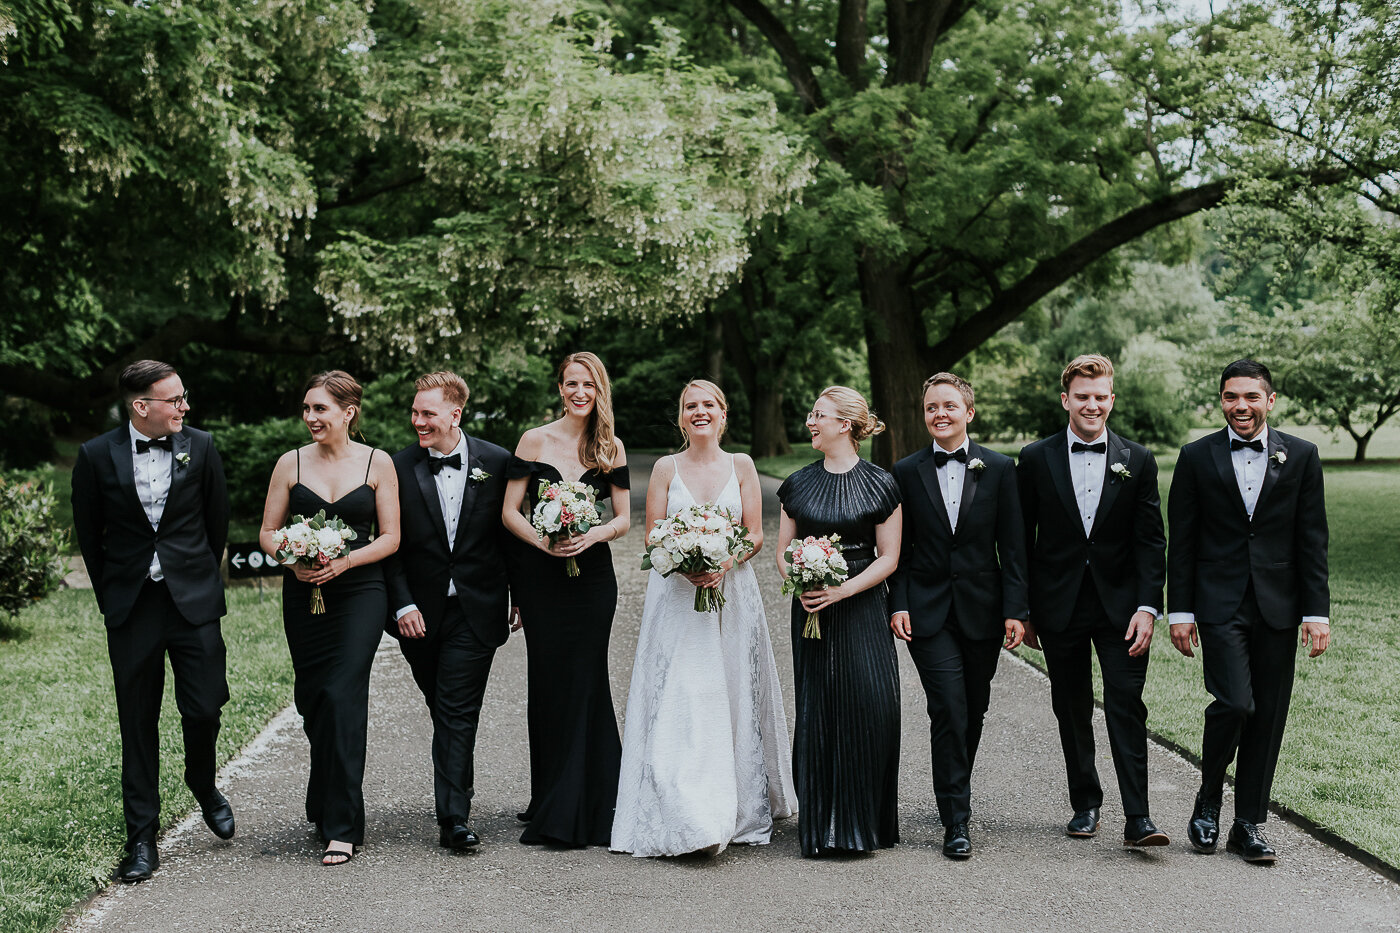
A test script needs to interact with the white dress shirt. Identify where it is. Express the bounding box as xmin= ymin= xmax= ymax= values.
xmin=129 ymin=423 xmax=172 ymax=581
xmin=1068 ymin=427 xmax=1157 ymax=619
xmin=934 ymin=439 xmax=970 ymax=534
xmin=396 ymin=432 xmax=468 ymax=620
xmin=1168 ymin=425 xmax=1327 ymax=627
